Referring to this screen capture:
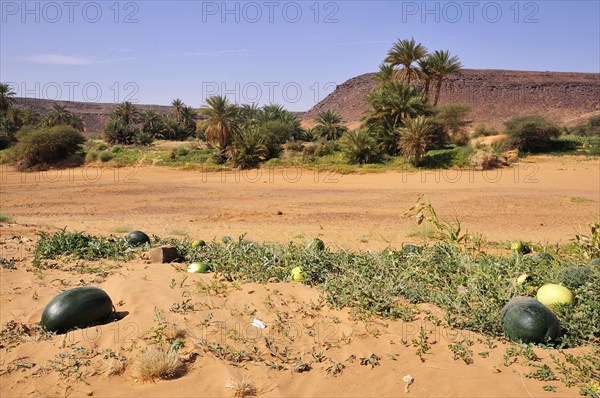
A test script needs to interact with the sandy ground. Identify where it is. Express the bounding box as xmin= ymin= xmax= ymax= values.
xmin=0 ymin=157 xmax=599 ymax=397
xmin=1 ymin=157 xmax=599 ymax=250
